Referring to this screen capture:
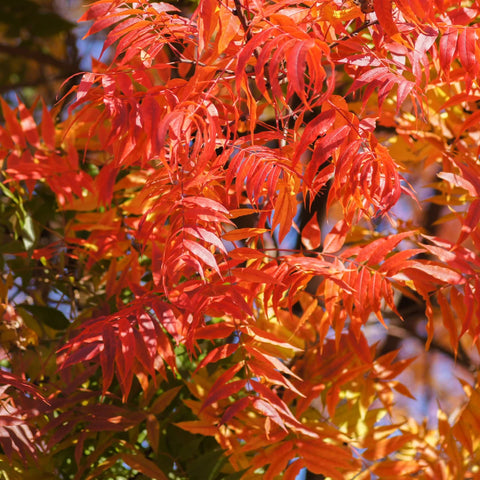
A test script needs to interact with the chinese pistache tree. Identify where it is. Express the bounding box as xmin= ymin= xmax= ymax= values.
xmin=1 ymin=0 xmax=480 ymax=478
